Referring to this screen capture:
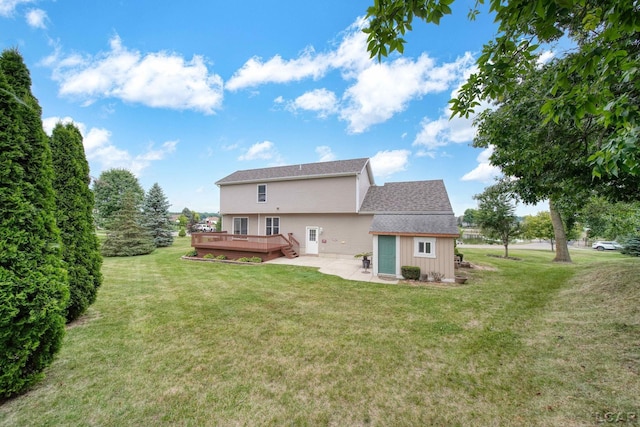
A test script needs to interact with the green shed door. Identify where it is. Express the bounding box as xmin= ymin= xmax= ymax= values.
xmin=378 ymin=235 xmax=396 ymax=275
